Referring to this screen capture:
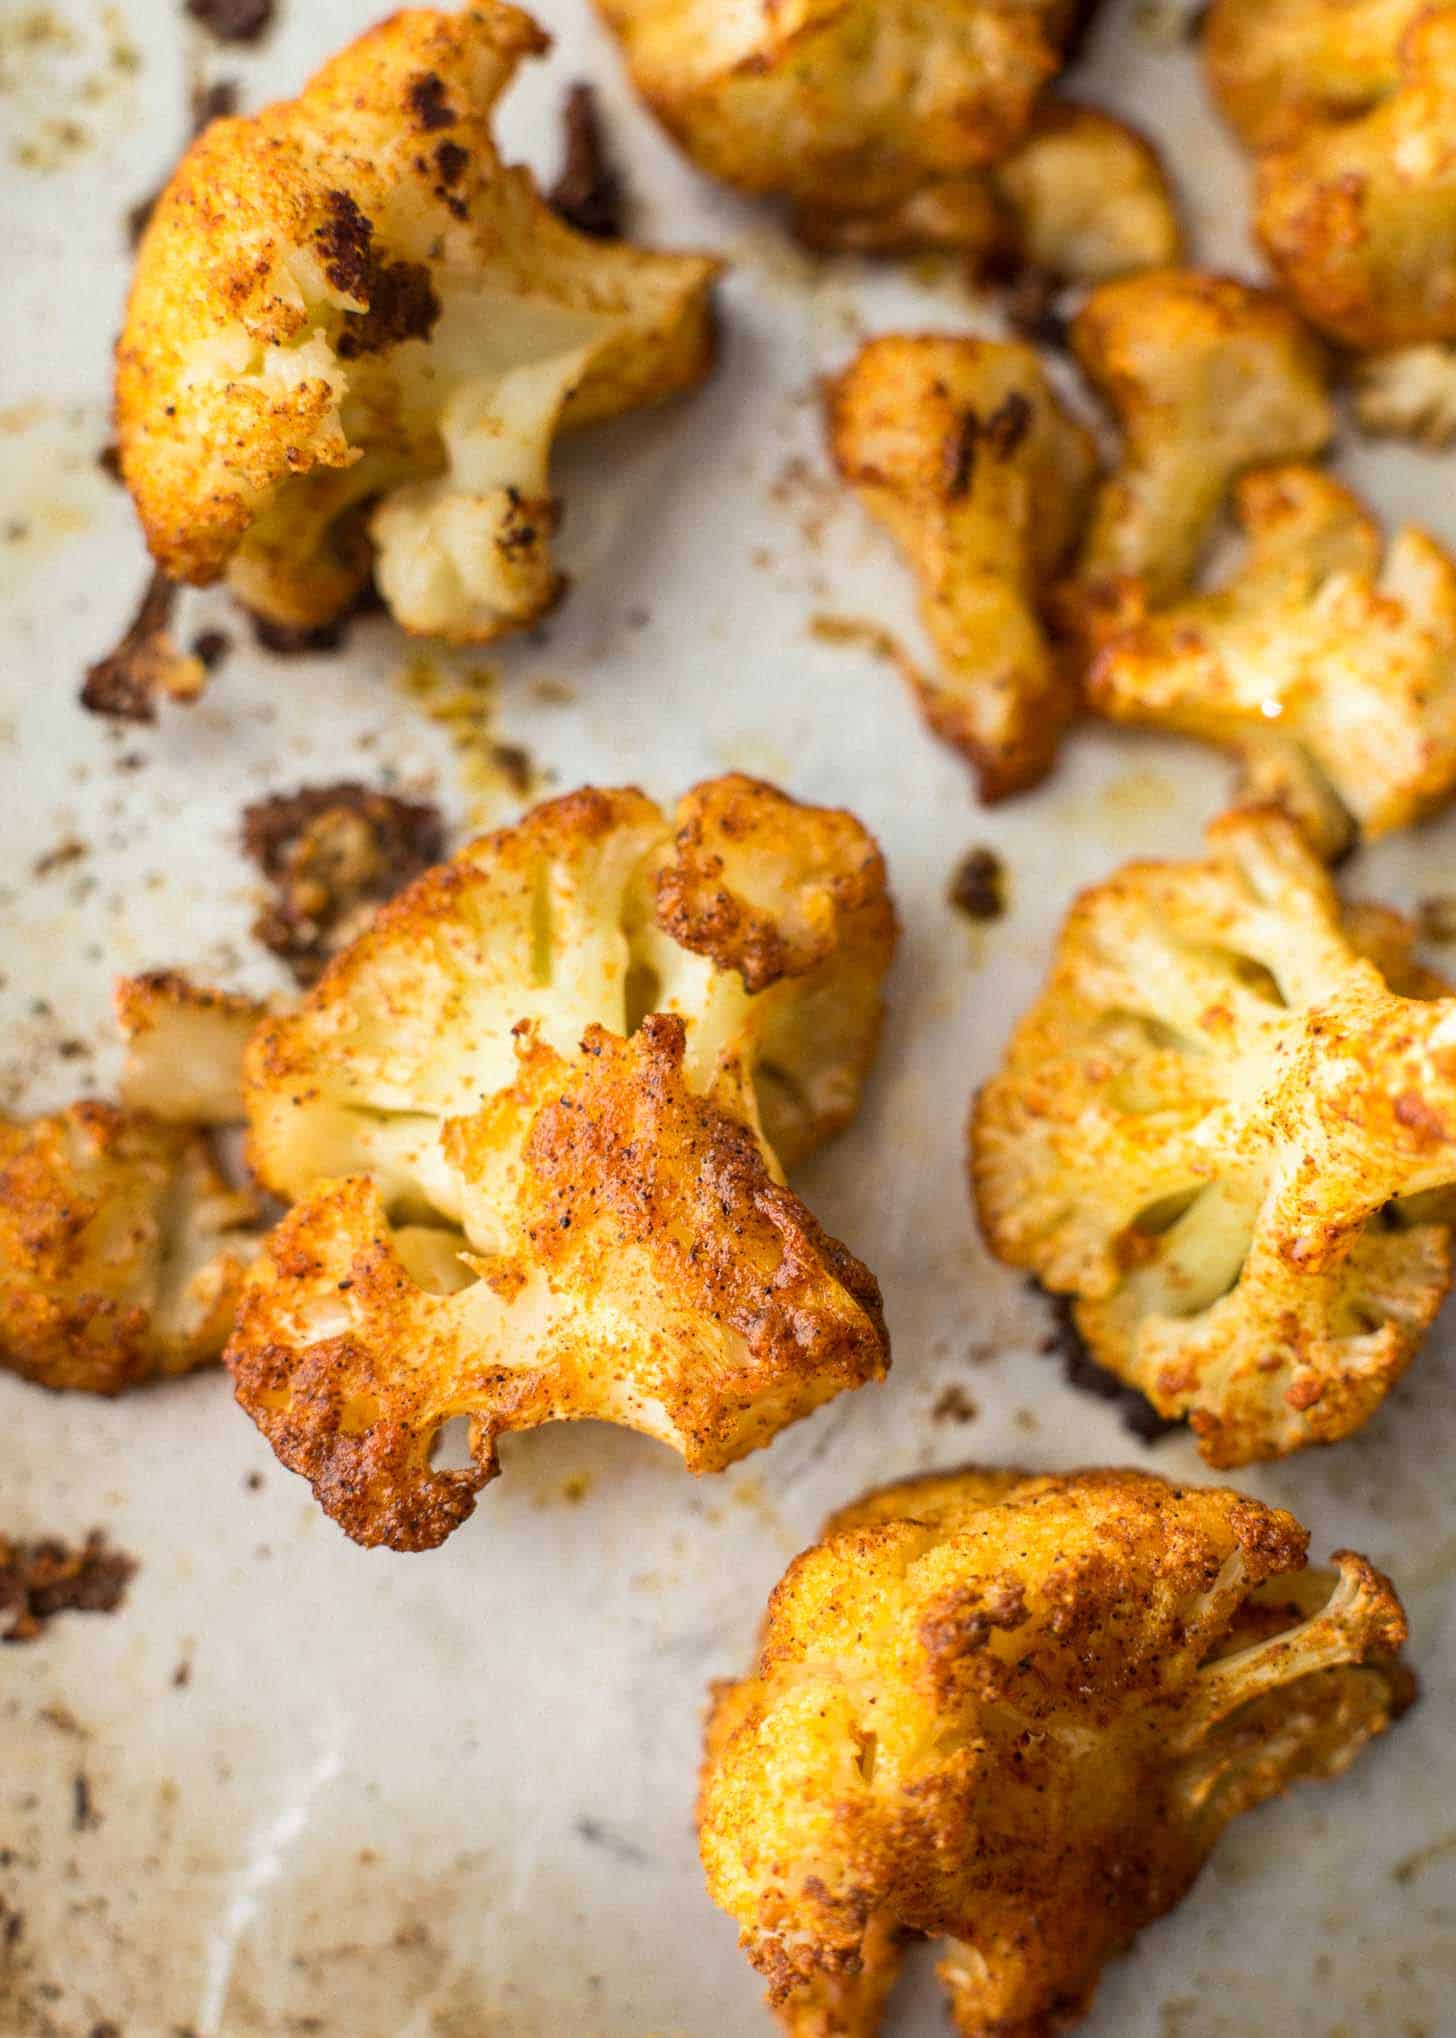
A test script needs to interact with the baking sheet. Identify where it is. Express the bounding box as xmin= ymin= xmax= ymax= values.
xmin=2 ymin=1 xmax=1455 ymax=2032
